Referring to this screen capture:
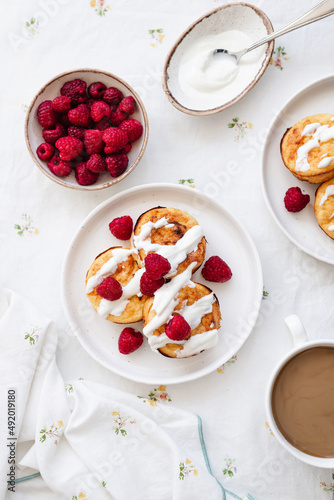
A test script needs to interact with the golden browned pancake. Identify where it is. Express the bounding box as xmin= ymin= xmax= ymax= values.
xmin=131 ymin=207 xmax=206 ymax=278
xmin=85 ymin=247 xmax=147 ymax=324
xmin=314 ymin=179 xmax=334 ymax=240
xmin=142 ymin=281 xmax=221 ymax=358
xmin=281 ymin=114 xmax=334 ymax=184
